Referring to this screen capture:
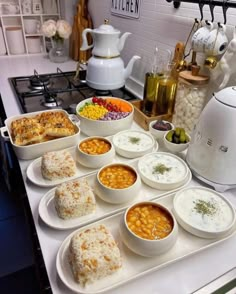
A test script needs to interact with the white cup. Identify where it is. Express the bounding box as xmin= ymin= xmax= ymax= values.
xmin=191 ymin=22 xmax=214 ymax=52
xmin=26 ymin=37 xmax=41 ymax=53
xmin=204 ymin=24 xmax=229 ymax=56
xmin=23 ymin=18 xmax=40 ymax=34
xmin=6 ymin=27 xmax=25 ymax=54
